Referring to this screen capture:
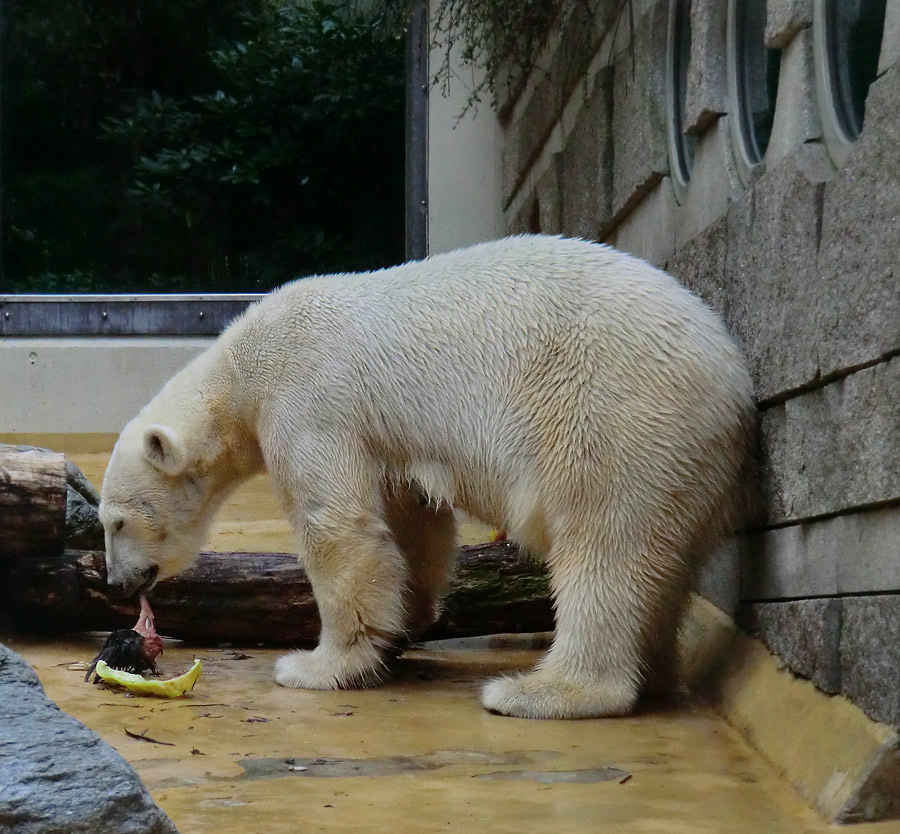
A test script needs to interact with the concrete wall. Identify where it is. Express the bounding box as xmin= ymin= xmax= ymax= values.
xmin=426 ymin=0 xmax=505 ymax=254
xmin=0 ymin=338 xmax=209 ymax=433
xmin=429 ymin=0 xmax=900 ymax=728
